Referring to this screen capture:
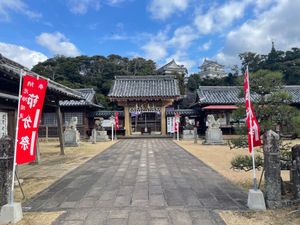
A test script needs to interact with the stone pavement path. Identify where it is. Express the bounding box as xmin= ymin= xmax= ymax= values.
xmin=24 ymin=139 xmax=247 ymax=225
